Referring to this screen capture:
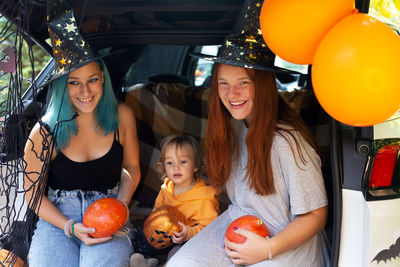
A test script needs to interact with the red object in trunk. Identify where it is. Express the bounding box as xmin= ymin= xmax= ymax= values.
xmin=369 ymin=143 xmax=400 ymax=188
